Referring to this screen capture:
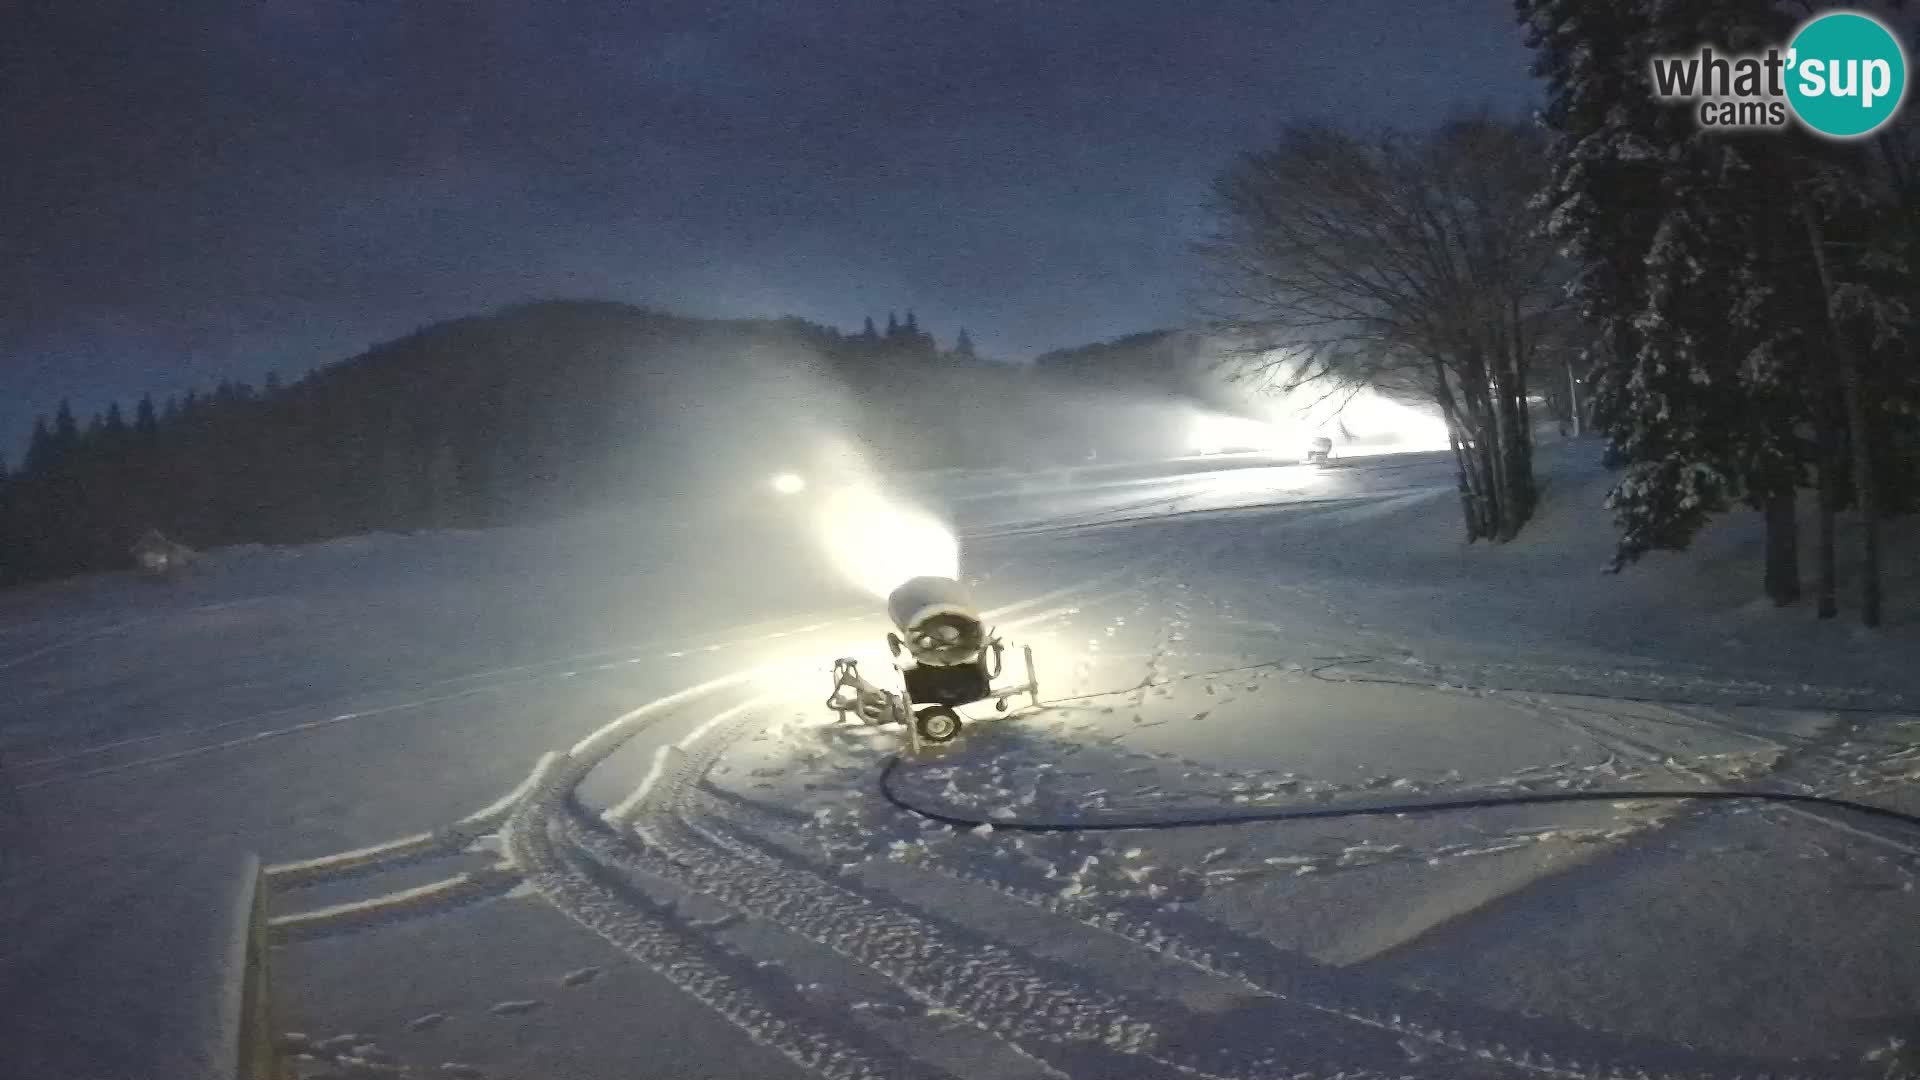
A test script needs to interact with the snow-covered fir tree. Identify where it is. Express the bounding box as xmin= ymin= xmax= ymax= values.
xmin=1525 ymin=0 xmax=1919 ymax=620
